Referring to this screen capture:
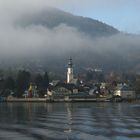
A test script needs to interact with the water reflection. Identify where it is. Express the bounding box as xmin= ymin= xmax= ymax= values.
xmin=0 ymin=102 xmax=140 ymax=140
